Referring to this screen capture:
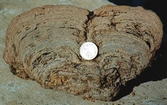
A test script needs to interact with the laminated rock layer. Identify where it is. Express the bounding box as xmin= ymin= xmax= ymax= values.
xmin=3 ymin=5 xmax=163 ymax=101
